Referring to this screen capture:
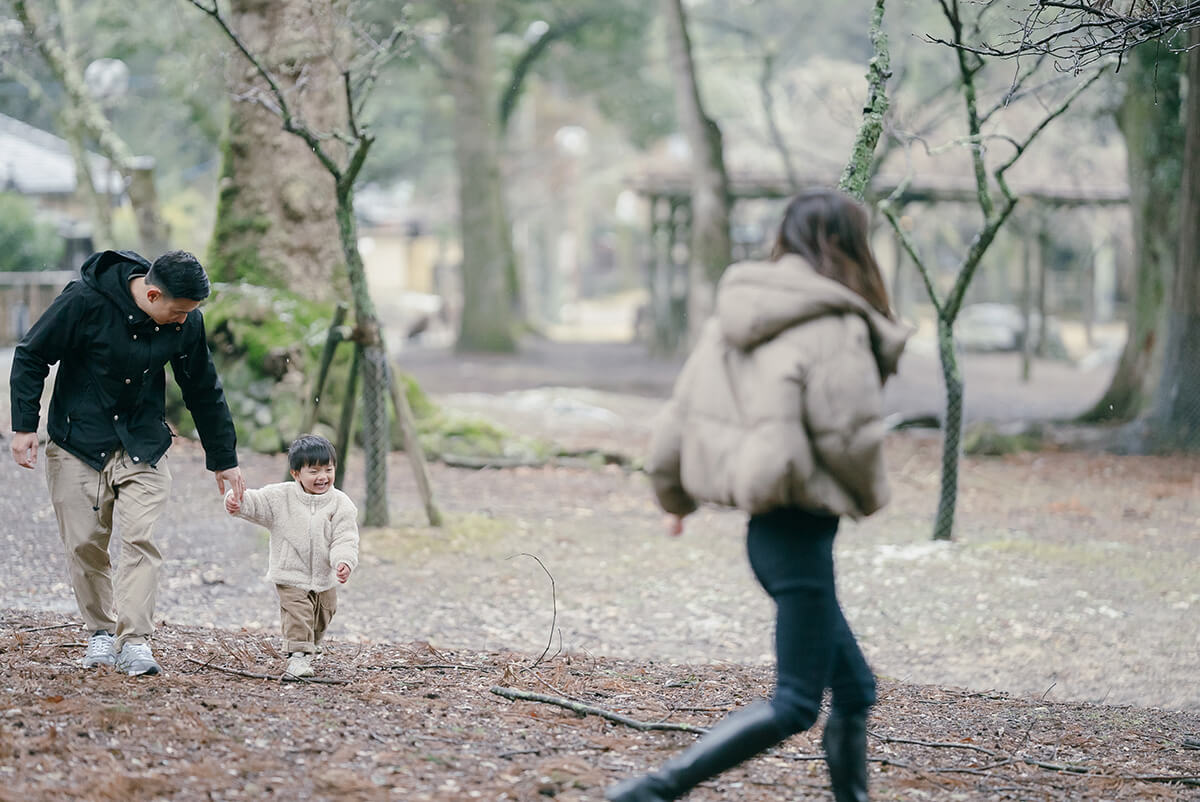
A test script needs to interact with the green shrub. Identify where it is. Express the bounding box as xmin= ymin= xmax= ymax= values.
xmin=0 ymin=193 xmax=66 ymax=270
